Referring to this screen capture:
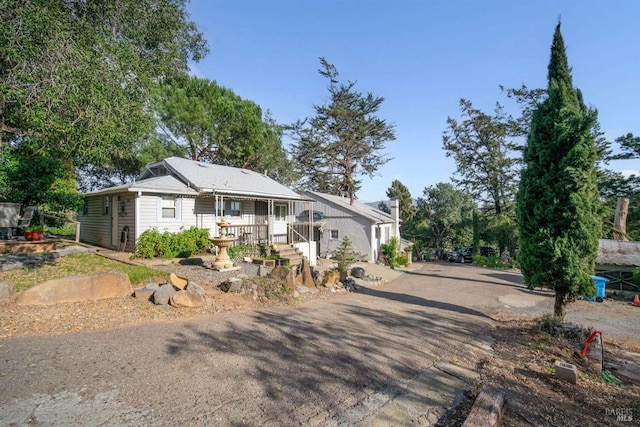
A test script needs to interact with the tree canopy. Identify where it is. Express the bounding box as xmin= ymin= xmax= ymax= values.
xmin=1 ymin=0 xmax=207 ymax=211
xmin=1 ymin=0 xmax=207 ymax=163
xmin=443 ymin=99 xmax=519 ymax=216
xmin=386 ymin=179 xmax=416 ymax=225
xmin=416 ymin=182 xmax=474 ymax=258
xmin=517 ymin=23 xmax=601 ymax=320
xmin=289 ymin=58 xmax=395 ymax=205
